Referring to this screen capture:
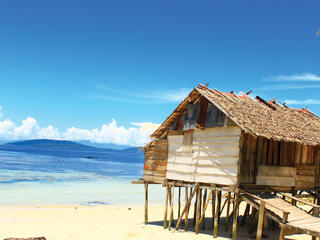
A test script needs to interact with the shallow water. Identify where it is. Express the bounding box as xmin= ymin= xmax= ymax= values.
xmin=0 ymin=150 xmax=164 ymax=205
